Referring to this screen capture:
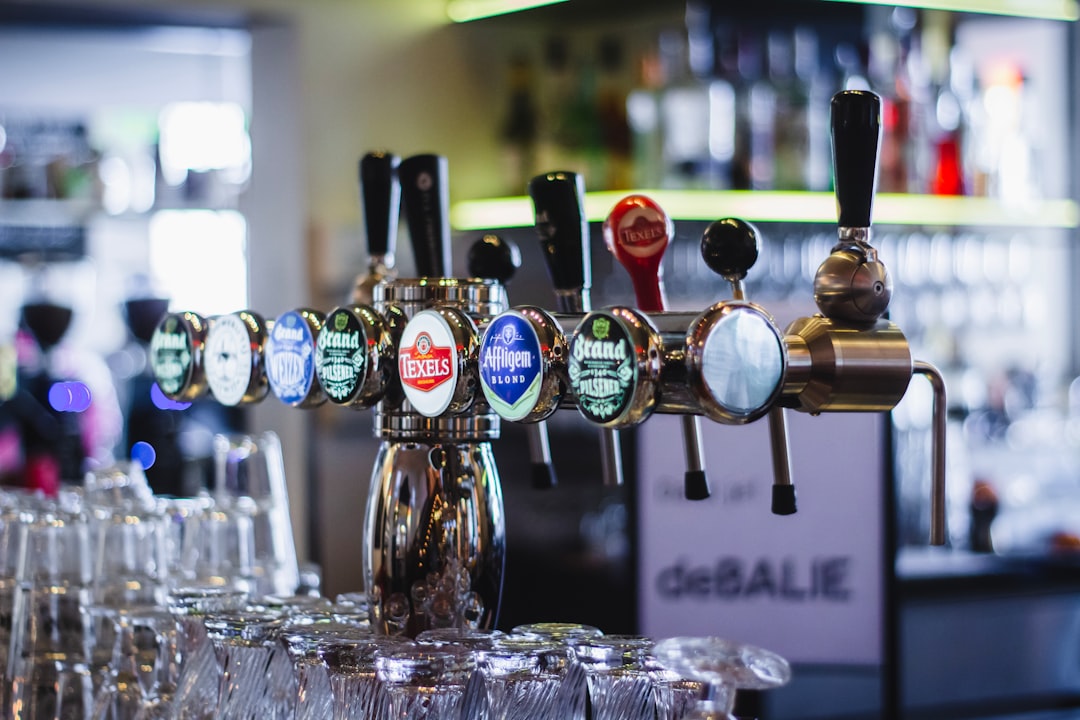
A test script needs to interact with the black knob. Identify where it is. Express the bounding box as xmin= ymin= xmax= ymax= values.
xmin=467 ymin=234 xmax=521 ymax=283
xmin=527 ymin=171 xmax=591 ymax=302
xmin=700 ymin=218 xmax=760 ymax=281
xmin=831 ymin=90 xmax=881 ymax=229
xmin=399 ymin=154 xmax=451 ymax=277
xmin=359 ymin=151 xmax=400 ymax=260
